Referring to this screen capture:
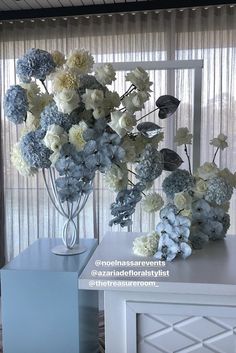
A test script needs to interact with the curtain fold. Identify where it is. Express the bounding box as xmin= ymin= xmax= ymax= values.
xmin=0 ymin=6 xmax=236 ymax=261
